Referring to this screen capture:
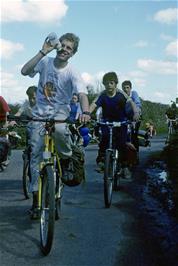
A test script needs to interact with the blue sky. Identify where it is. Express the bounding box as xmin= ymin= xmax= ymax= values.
xmin=0 ymin=0 xmax=177 ymax=105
